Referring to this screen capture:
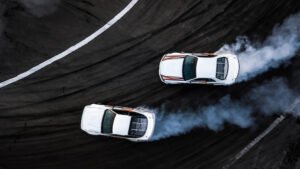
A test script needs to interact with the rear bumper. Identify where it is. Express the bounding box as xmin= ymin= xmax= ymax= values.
xmin=224 ymin=54 xmax=240 ymax=85
xmin=158 ymin=54 xmax=167 ymax=83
